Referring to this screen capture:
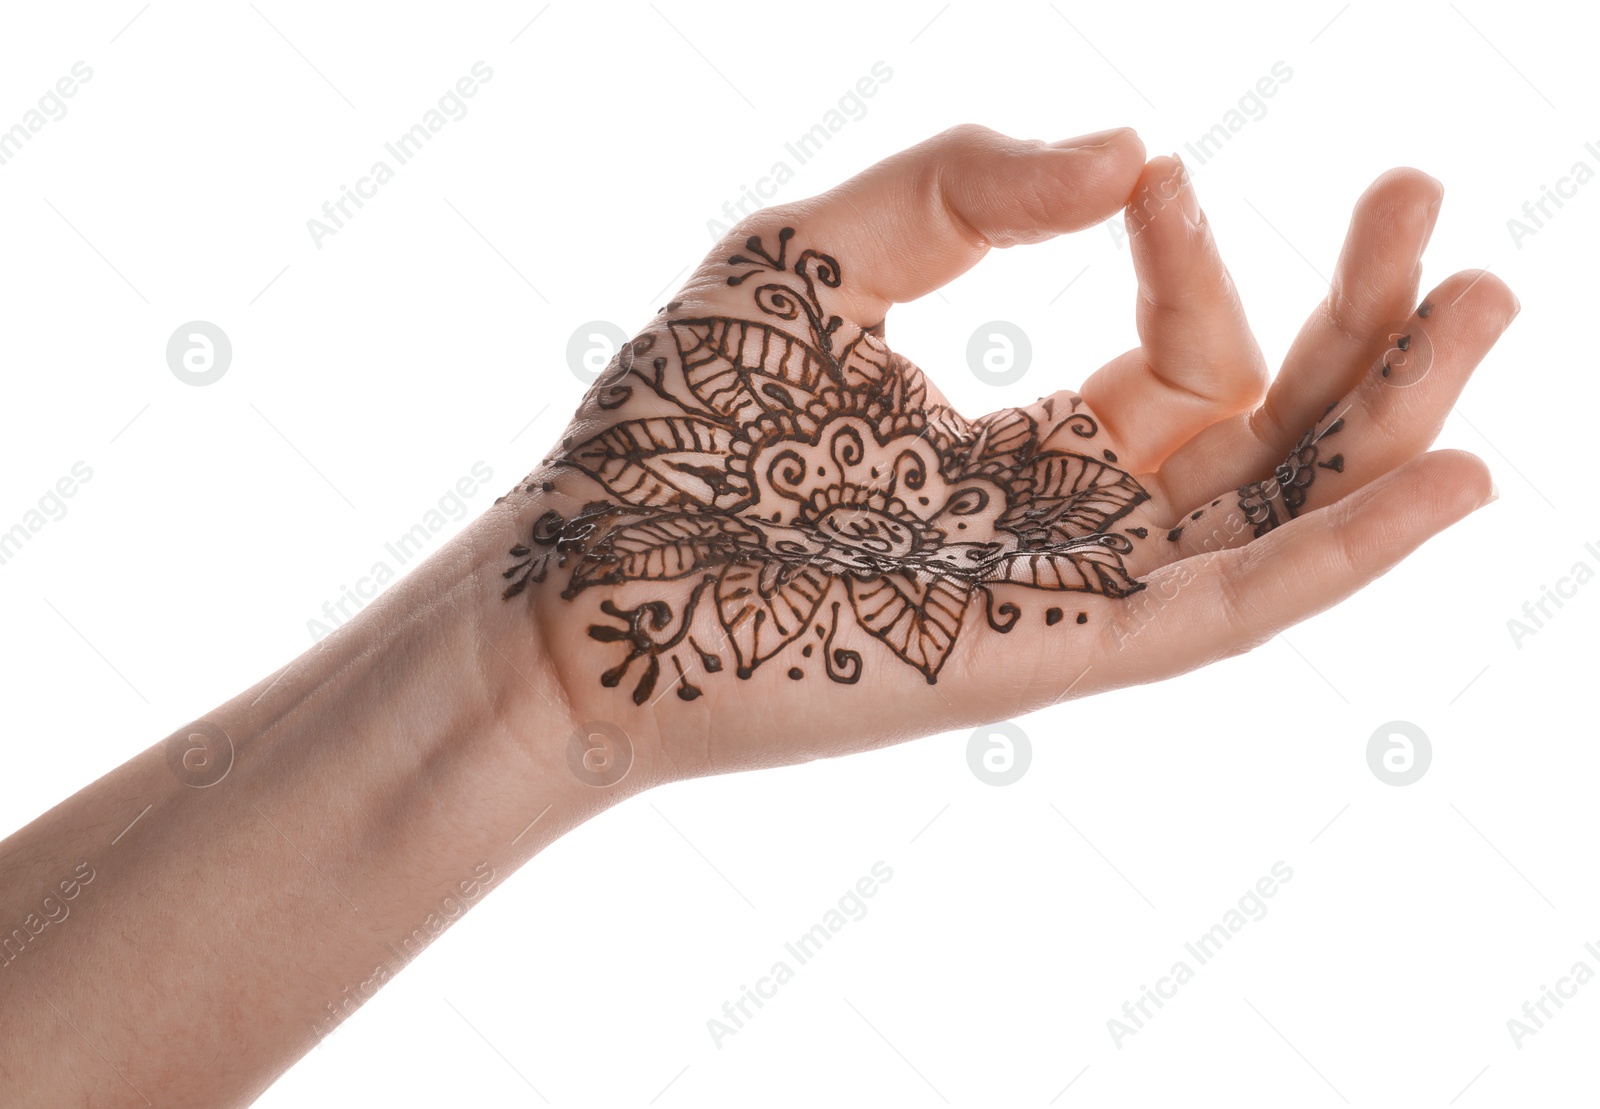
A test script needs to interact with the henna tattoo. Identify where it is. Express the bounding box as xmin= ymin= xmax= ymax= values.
xmin=506 ymin=228 xmax=1152 ymax=690
xmin=688 ymin=636 xmax=723 ymax=673
xmin=982 ymin=588 xmax=1021 ymax=634
xmin=668 ymin=656 xmax=702 ymax=700
xmin=583 ymin=575 xmax=723 ymax=705
xmin=1165 ymin=402 xmax=1350 ymax=546
xmin=1236 ymin=414 xmax=1346 ymax=537
xmin=1380 ymin=331 xmax=1416 ymax=378
xmin=822 ymin=601 xmax=864 ymax=684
